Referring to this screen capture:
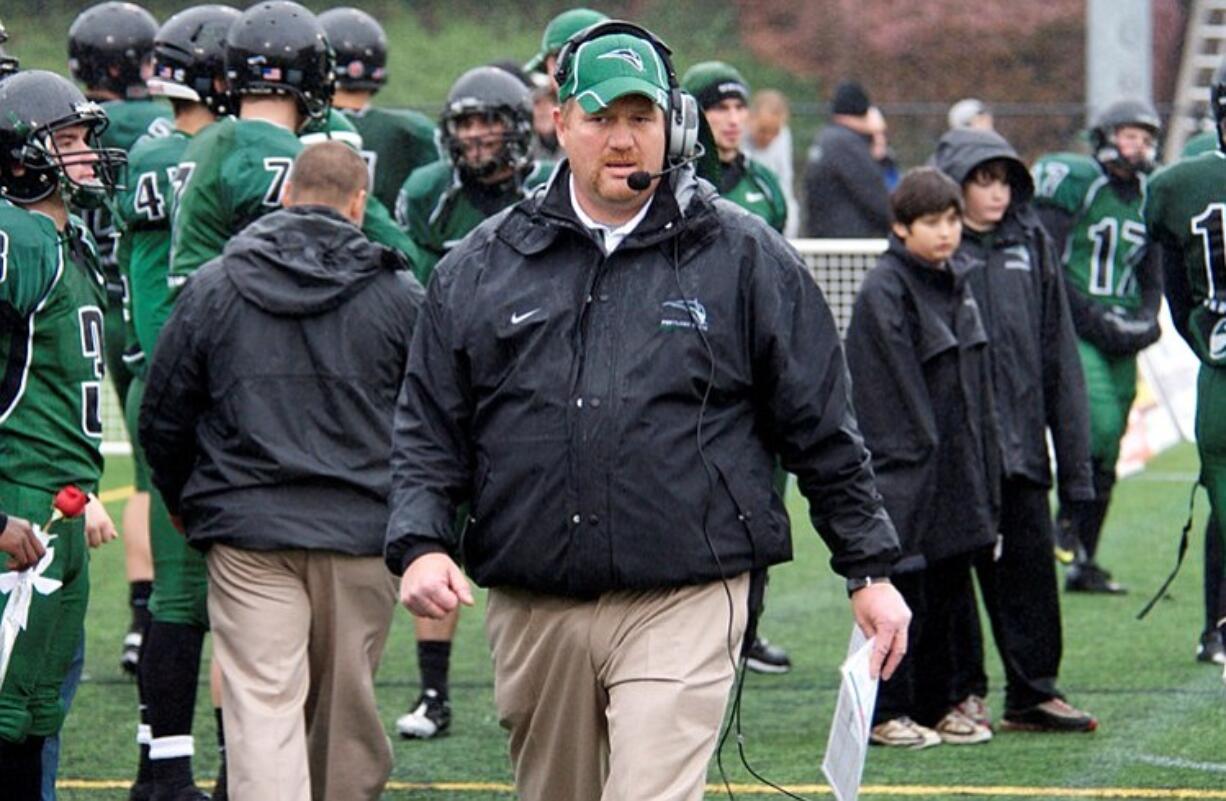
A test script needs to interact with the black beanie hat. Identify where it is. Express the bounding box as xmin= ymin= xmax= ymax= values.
xmin=831 ymin=80 xmax=870 ymax=116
